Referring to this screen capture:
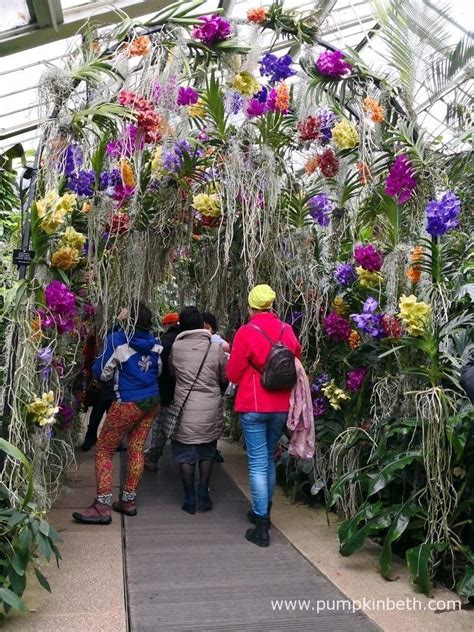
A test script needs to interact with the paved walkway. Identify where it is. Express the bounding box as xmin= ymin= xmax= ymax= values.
xmin=6 ymin=440 xmax=471 ymax=631
xmin=124 ymin=450 xmax=377 ymax=631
